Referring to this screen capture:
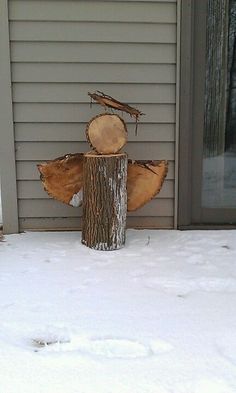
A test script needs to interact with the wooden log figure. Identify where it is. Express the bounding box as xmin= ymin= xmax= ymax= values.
xmin=82 ymin=152 xmax=128 ymax=251
xmin=86 ymin=113 xmax=127 ymax=154
xmin=37 ymin=92 xmax=168 ymax=250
